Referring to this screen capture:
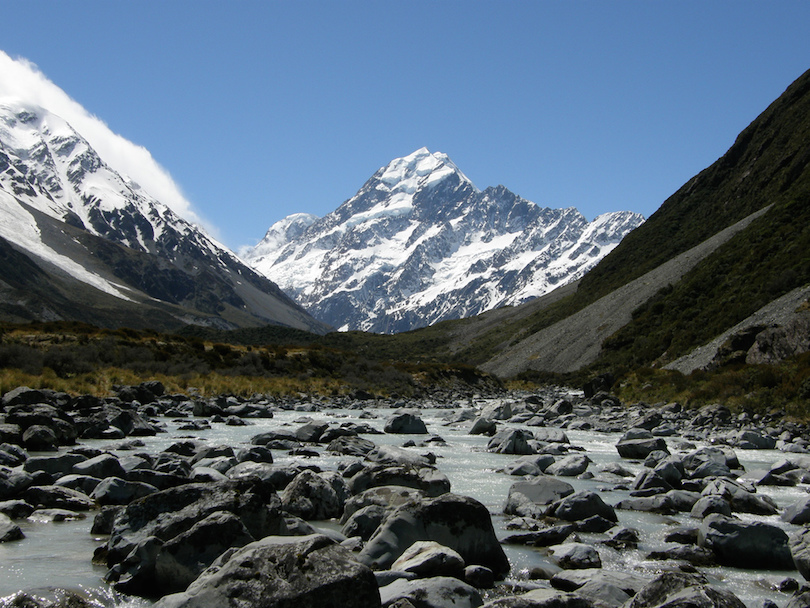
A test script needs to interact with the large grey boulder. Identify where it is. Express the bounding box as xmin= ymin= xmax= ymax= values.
xmin=480 ymin=588 xmax=592 ymax=608
xmin=504 ymin=454 xmax=555 ymax=476
xmin=154 ymin=534 xmax=381 ymax=608
xmin=358 ymin=493 xmax=509 ymax=579
xmin=384 ymin=413 xmax=428 ymax=435
xmin=503 ymin=477 xmax=574 ymax=519
xmin=379 ymin=576 xmax=482 ymax=608
xmin=72 ymin=454 xmax=127 ymax=479
xmin=281 ymin=469 xmax=343 ymax=520
xmin=790 ymin=527 xmax=810 ymax=580
xmin=91 ymin=477 xmax=158 ymax=506
xmin=701 ymin=478 xmax=778 ymax=515
xmin=547 ymin=491 xmax=618 ymax=523
xmin=106 ymin=478 xmax=286 ymax=596
xmin=390 ymin=540 xmax=465 ymax=579
xmin=616 ymin=429 xmax=668 ymax=459
xmin=152 ymin=510 xmax=255 ymax=594
xmin=545 ymin=454 xmax=590 ymax=477
xmin=549 ymin=542 xmax=602 ymax=569
xmin=487 ymin=429 xmax=535 ymax=455
xmin=625 ymin=571 xmax=746 ymax=608
xmin=697 ymin=513 xmax=793 ymax=570
xmin=348 ymin=464 xmax=450 ymax=497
